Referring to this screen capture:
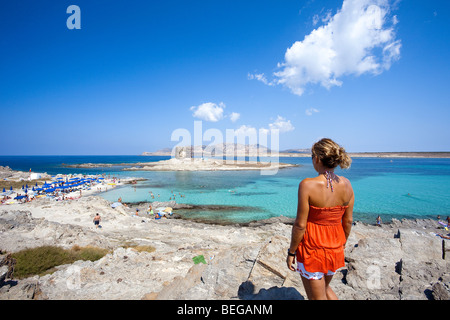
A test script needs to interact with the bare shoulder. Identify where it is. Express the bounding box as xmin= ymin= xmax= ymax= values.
xmin=339 ymin=175 xmax=352 ymax=186
xmin=298 ymin=177 xmax=321 ymax=194
xmin=299 ymin=177 xmax=317 ymax=188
